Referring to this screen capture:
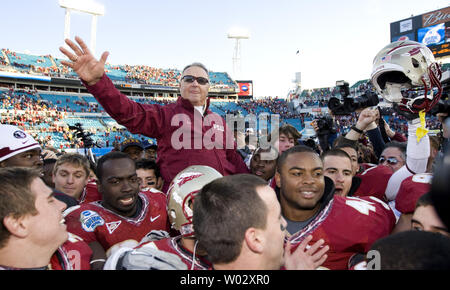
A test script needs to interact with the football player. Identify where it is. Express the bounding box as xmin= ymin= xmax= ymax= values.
xmin=105 ymin=165 xmax=223 ymax=270
xmin=64 ymin=151 xmax=170 ymax=269
xmin=193 ymin=174 xmax=329 ymax=270
xmin=275 ymin=145 xmax=396 ymax=270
